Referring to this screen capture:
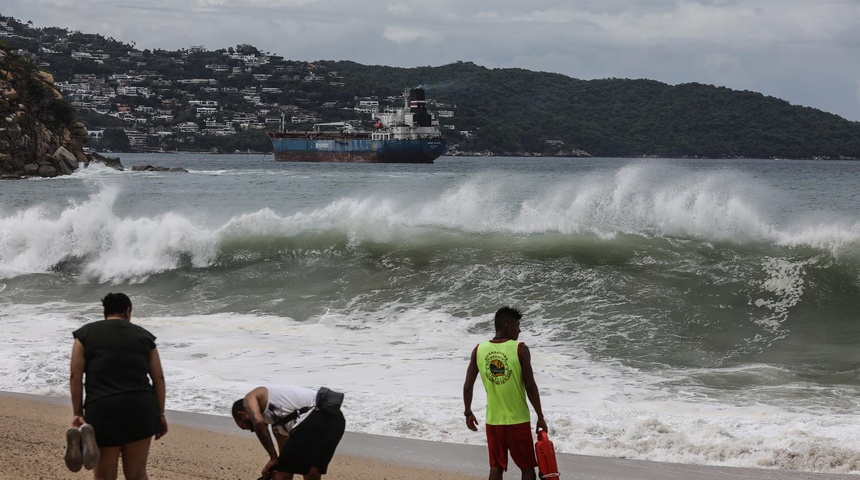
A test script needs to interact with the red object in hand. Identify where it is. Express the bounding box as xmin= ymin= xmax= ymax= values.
xmin=535 ymin=429 xmax=560 ymax=479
